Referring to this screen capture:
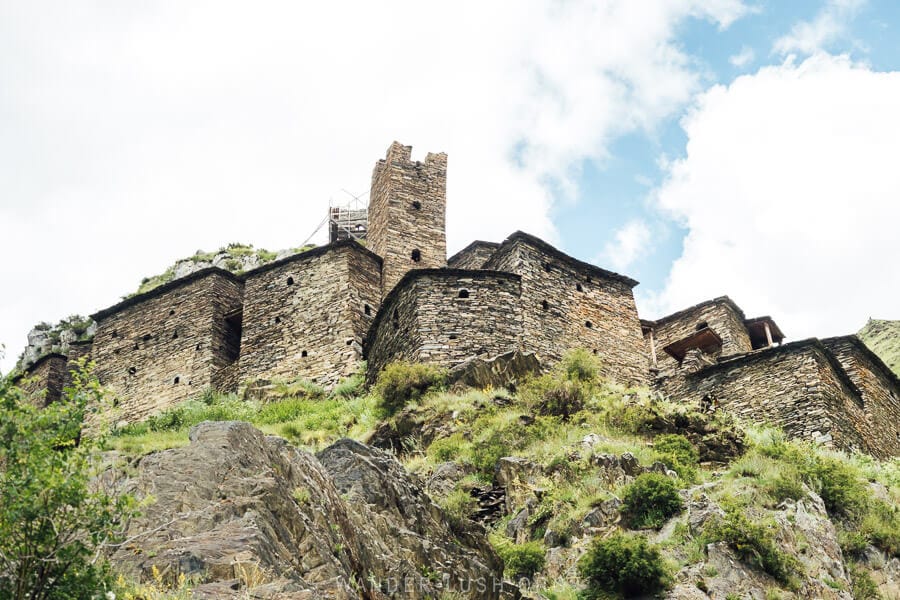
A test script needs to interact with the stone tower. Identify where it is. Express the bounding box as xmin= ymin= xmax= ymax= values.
xmin=368 ymin=141 xmax=447 ymax=295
